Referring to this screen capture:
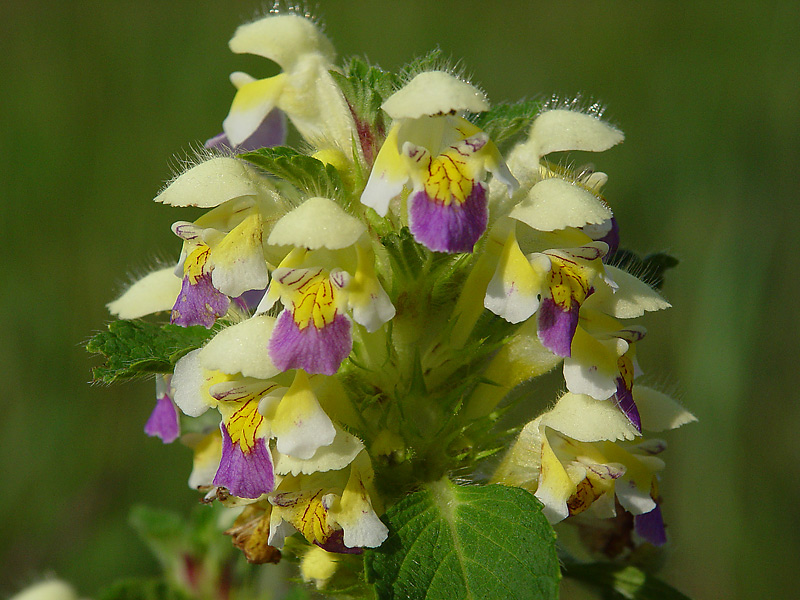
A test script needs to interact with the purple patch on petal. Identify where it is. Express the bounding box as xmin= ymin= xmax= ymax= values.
xmin=144 ymin=394 xmax=180 ymax=444
xmin=634 ymin=503 xmax=667 ymax=546
xmin=408 ymin=184 xmax=488 ymax=253
xmin=171 ymin=272 xmax=230 ymax=328
xmin=315 ymin=529 xmax=363 ymax=555
xmin=613 ymin=377 xmax=642 ymax=432
xmin=537 ymin=297 xmax=579 ymax=357
xmin=268 ymin=310 xmax=352 ymax=376
xmin=236 ymin=288 xmax=266 ymax=312
xmin=213 ymin=426 xmax=275 ymax=499
xmin=599 ymin=218 xmax=620 ymax=259
xmin=205 ymin=109 xmax=287 ymax=153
